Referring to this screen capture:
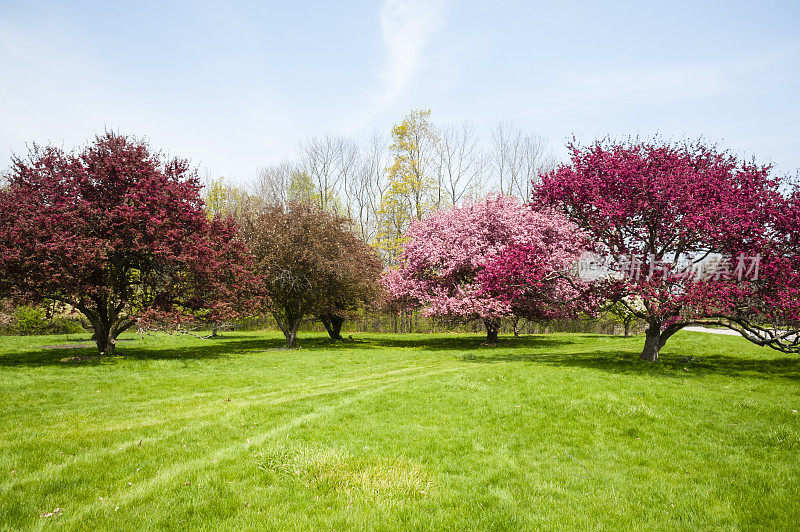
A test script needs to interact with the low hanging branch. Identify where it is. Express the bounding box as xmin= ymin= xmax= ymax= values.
xmin=136 ymin=322 xmax=237 ymax=340
xmin=692 ymin=317 xmax=800 ymax=354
